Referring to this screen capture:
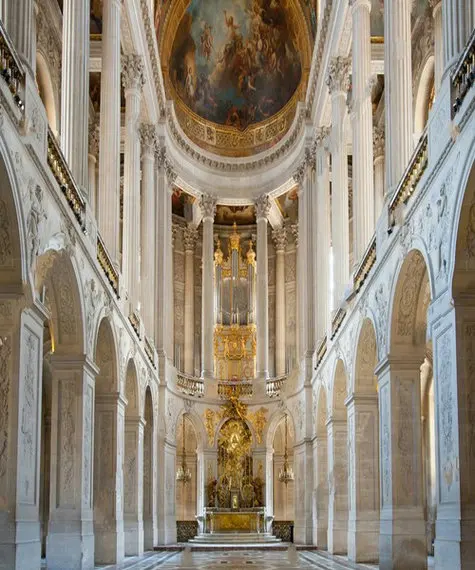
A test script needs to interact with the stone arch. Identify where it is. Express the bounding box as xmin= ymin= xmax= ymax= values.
xmin=35 ymin=250 xmax=86 ymax=354
xmin=0 ymin=144 xmax=27 ymax=289
xmin=272 ymin=412 xmax=295 ymax=523
xmin=175 ymin=411 xmax=198 ymax=526
xmin=414 ymin=55 xmax=435 ymax=139
xmin=353 ymin=318 xmax=378 ymax=396
xmin=125 ymin=359 xmax=140 ymax=416
xmin=35 ymin=52 xmax=58 ymax=134
xmin=266 ymin=407 xmax=296 ymax=449
xmin=331 ymin=358 xmax=347 ymax=420
xmin=94 ymin=317 xmax=119 ymax=393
